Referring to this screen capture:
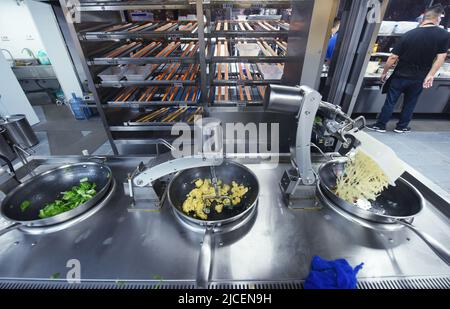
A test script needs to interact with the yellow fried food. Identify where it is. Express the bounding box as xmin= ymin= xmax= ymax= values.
xmin=182 ymin=178 xmax=249 ymax=219
xmin=182 ymin=188 xmax=208 ymax=220
xmin=231 ymin=181 xmax=248 ymax=197
xmin=215 ymin=203 xmax=224 ymax=213
xmin=194 ymin=178 xmax=203 ymax=188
